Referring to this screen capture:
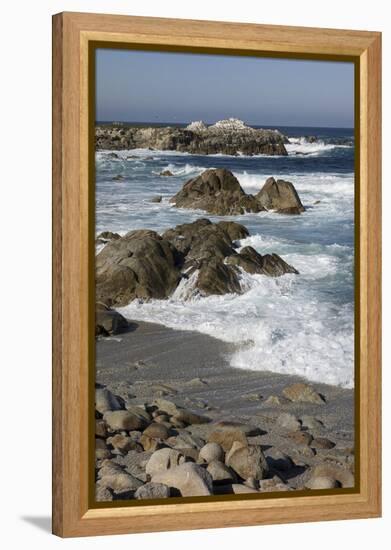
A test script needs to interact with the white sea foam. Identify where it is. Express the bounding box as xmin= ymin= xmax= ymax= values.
xmin=286 ymin=137 xmax=352 ymax=156
xmin=118 ymin=263 xmax=354 ymax=388
xmin=153 ymin=163 xmax=209 ymax=177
